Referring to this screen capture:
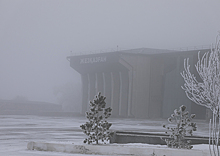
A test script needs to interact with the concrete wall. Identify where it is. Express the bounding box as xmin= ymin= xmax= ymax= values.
xmin=122 ymin=54 xmax=151 ymax=118
xmin=162 ymin=55 xmax=192 ymax=118
xmin=80 ymin=70 xmax=130 ymax=117
xmin=162 ymin=51 xmax=207 ymax=119
xmin=148 ymin=56 xmax=164 ymax=118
